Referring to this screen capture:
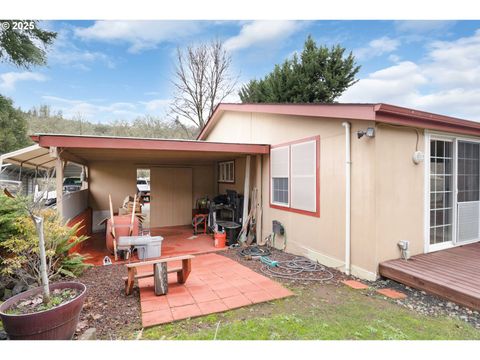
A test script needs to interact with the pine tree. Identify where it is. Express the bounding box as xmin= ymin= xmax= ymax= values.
xmin=239 ymin=35 xmax=360 ymax=103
